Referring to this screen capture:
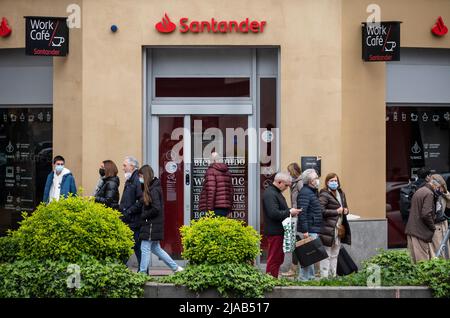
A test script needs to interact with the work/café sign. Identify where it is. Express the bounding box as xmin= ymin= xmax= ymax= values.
xmin=25 ymin=16 xmax=69 ymax=56
xmin=361 ymin=21 xmax=400 ymax=62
